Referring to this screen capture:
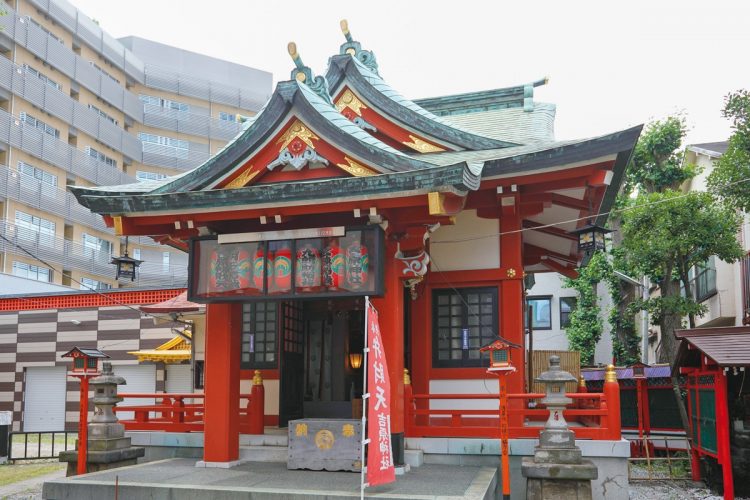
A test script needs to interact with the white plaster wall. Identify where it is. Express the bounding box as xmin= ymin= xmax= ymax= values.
xmin=526 ymin=272 xmax=576 ymax=352
xmin=429 ymin=209 xmax=499 ymax=271
xmin=429 ymin=379 xmax=498 ymax=413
